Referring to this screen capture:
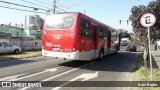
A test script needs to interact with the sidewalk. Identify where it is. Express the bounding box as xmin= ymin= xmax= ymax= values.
xmin=151 ymin=48 xmax=160 ymax=73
